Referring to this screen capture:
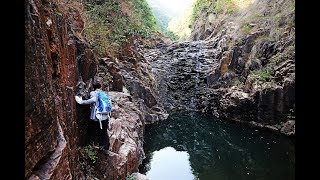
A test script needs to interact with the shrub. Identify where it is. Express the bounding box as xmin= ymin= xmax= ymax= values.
xmin=241 ymin=23 xmax=251 ymax=34
xmin=250 ymin=69 xmax=271 ymax=82
xmin=82 ymin=0 xmax=158 ymax=57
xmin=126 ymin=173 xmax=136 ymax=180
xmin=80 ymin=145 xmax=98 ymax=164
